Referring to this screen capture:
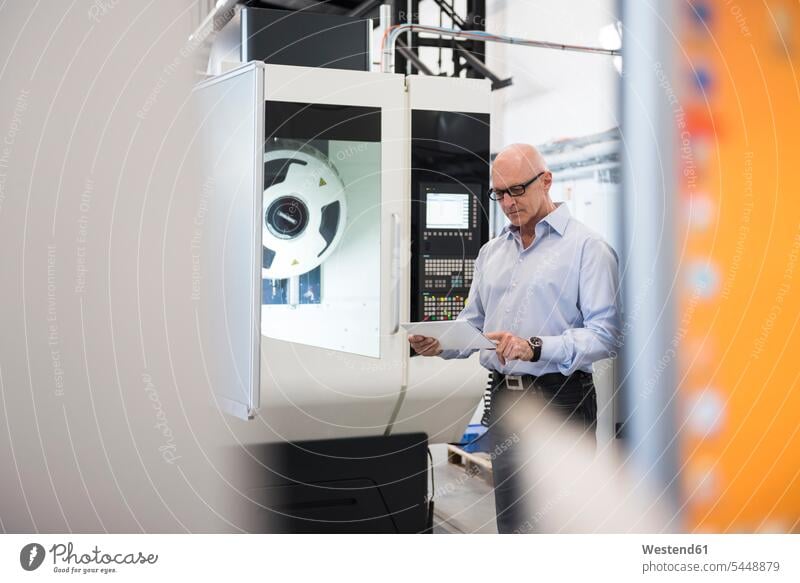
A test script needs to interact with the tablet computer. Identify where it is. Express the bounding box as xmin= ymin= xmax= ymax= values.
xmin=402 ymin=320 xmax=496 ymax=351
